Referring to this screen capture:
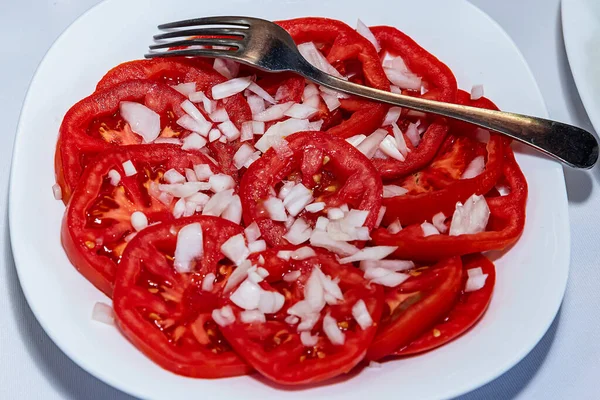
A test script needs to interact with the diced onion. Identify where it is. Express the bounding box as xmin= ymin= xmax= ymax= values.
xmin=212 ymin=305 xmax=235 ymax=327
xmin=91 ymin=302 xmax=114 ymax=325
xmin=305 ymin=202 xmax=325 ymax=213
xmin=391 ymin=122 xmax=410 ymax=157
xmin=189 ymin=91 xmax=217 ymax=114
xmin=352 ymin=299 xmax=373 ymax=330
xmin=308 ymin=119 xmax=324 ymax=131
xmin=240 ymin=121 xmax=254 ymax=142
xmin=465 ymin=267 xmax=488 ymax=292
xmin=52 ymin=184 xmax=62 ymax=200
xmin=122 ymin=160 xmax=137 ymax=177
xmin=159 ymin=182 xmax=210 ymax=198
xmin=379 ymin=135 xmax=406 ymax=161
xmin=303 ymin=84 xmax=320 ymax=100
xmin=172 ymin=82 xmax=196 ymax=96
xmin=285 ymin=315 xmax=300 ymax=325
xmin=356 ymin=19 xmax=380 ymax=52
xmin=233 ymin=143 xmax=256 ymax=169
xmin=310 ymin=230 xmax=359 ymax=256
xmin=193 ymin=164 xmax=213 ymax=180
xmin=462 ymin=156 xmax=485 ymax=179
xmin=272 ymin=137 xmax=293 ymax=159
xmin=277 ymin=250 xmax=293 ymax=261
xmin=356 ymin=128 xmax=388 ymax=159
xmin=346 ymin=134 xmax=367 ymax=148
xmin=119 ymin=101 xmax=161 ymax=143
xmin=247 ymin=94 xmax=266 ymax=115
xmin=297 ymin=42 xmax=344 ymax=79
xmin=220 ymin=233 xmax=249 ymax=265
xmin=230 ymin=279 xmax=262 ymax=310
xmin=184 ymin=168 xmax=197 ymax=182
xmin=284 ymin=218 xmax=312 ymax=245
xmin=253 ymin=102 xmax=294 ymax=122
xmin=264 ymin=196 xmax=287 ymax=221
xmin=174 ymin=223 xmax=203 ymax=273
xmin=471 ymin=84 xmax=484 ymax=100
xmin=360 ymin=259 xmax=415 ymax=272
xmin=223 ymin=260 xmax=252 ymax=292
xmin=284 ymin=103 xmax=319 ymax=119
xmin=130 ymin=211 xmax=148 ymax=232
xmin=327 ymin=208 xmax=344 ymax=220
xmin=212 ymin=77 xmax=252 ymax=100
xmin=247 ymin=82 xmax=277 ymax=104
xmin=366 ymin=267 xmax=410 ymax=287
xmin=218 ymin=121 xmax=240 ymax=141
xmin=323 ymin=313 xmax=345 ymax=345
xmin=258 ymin=290 xmax=285 ymax=314
xmin=383 ymin=107 xmax=402 ymax=126
xmin=291 ymin=246 xmax=317 ymax=260
xmin=283 ymin=183 xmax=313 ymax=217
xmin=177 ymin=114 xmax=210 ymax=135
xmin=248 ymin=239 xmax=267 ymax=254
xmin=209 ymin=108 xmax=229 ymax=123
xmin=375 ymin=206 xmax=386 ymax=228
xmin=303 ymin=94 xmax=321 ymax=109
xmin=339 ymin=246 xmax=398 ymax=264
xmin=202 ymin=188 xmax=235 ymax=217
xmin=164 ymin=168 xmax=186 ymax=184
xmin=208 ymin=128 xmax=221 ymax=142
xmin=405 ymin=122 xmax=421 ymax=147
xmin=244 ymin=222 xmax=262 ymax=242
xmin=432 ymin=212 xmax=448 ymax=233
xmin=202 ymin=273 xmax=215 ymax=291
xmin=255 ymin=118 xmax=310 ymax=152
xmin=387 ymin=219 xmax=402 ymax=234
xmin=182 ymin=133 xmax=208 ymax=150
xmin=222 ymin=194 xmax=242 ymax=224
xmin=449 ymin=194 xmax=490 ymax=236
xmin=315 ymin=216 xmax=329 ymax=231
xmin=300 ymin=331 xmax=319 ymax=347
xmin=283 ymin=270 xmax=301 ymax=282
xmin=383 ymin=185 xmax=408 ymax=198
xmin=240 ymin=310 xmax=266 ymax=324
xmin=209 ymin=173 xmax=235 ymax=193
xmin=172 ymin=197 xmax=186 ymax=218
xmin=421 ymin=222 xmax=440 ymax=237
xmin=321 ymin=93 xmax=341 ymax=111
xmin=213 ymin=58 xmax=239 ymax=79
